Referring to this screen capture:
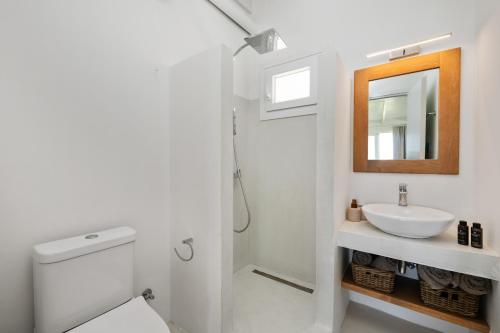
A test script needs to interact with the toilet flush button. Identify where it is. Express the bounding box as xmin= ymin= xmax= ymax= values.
xmin=85 ymin=234 xmax=99 ymax=240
